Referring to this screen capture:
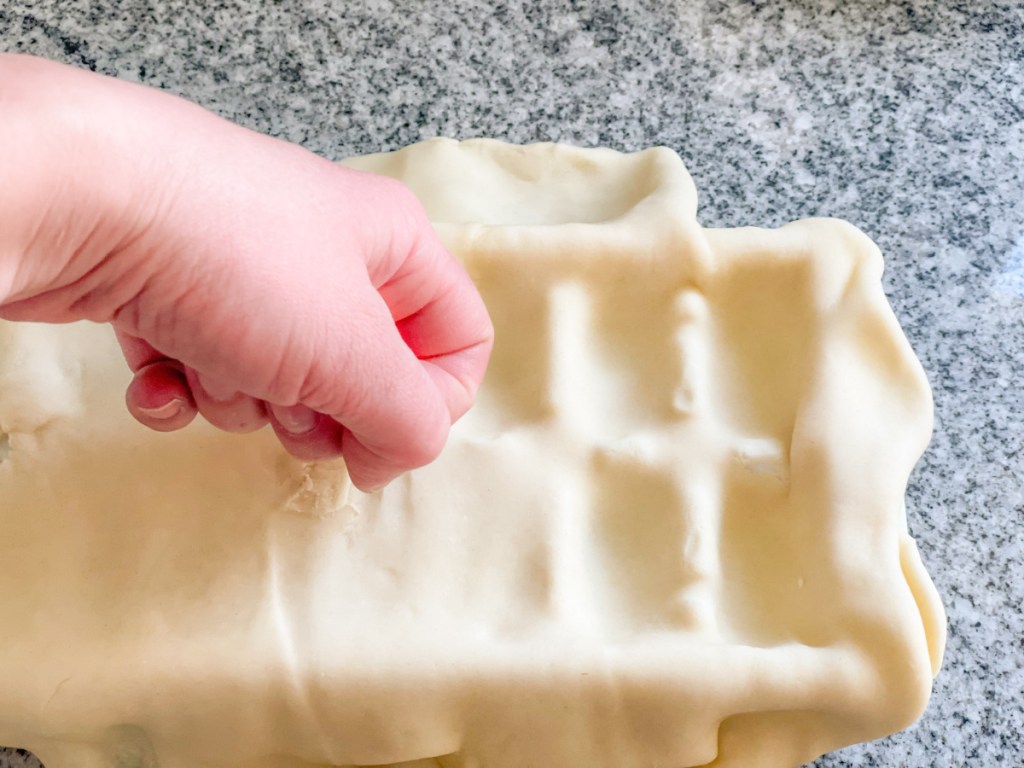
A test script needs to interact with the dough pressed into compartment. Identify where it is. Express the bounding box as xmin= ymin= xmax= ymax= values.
xmin=0 ymin=139 xmax=944 ymax=768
